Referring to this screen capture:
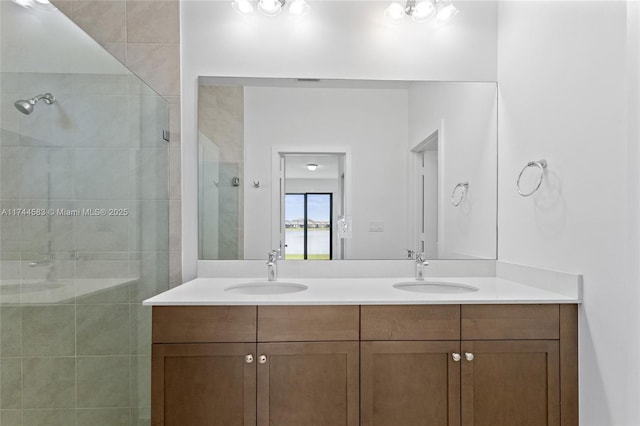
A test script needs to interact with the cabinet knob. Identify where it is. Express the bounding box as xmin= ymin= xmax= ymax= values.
xmin=258 ymin=354 xmax=268 ymax=364
xmin=452 ymin=353 xmax=462 ymax=362
xmin=245 ymin=354 xmax=254 ymax=364
xmin=465 ymin=352 xmax=474 ymax=361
